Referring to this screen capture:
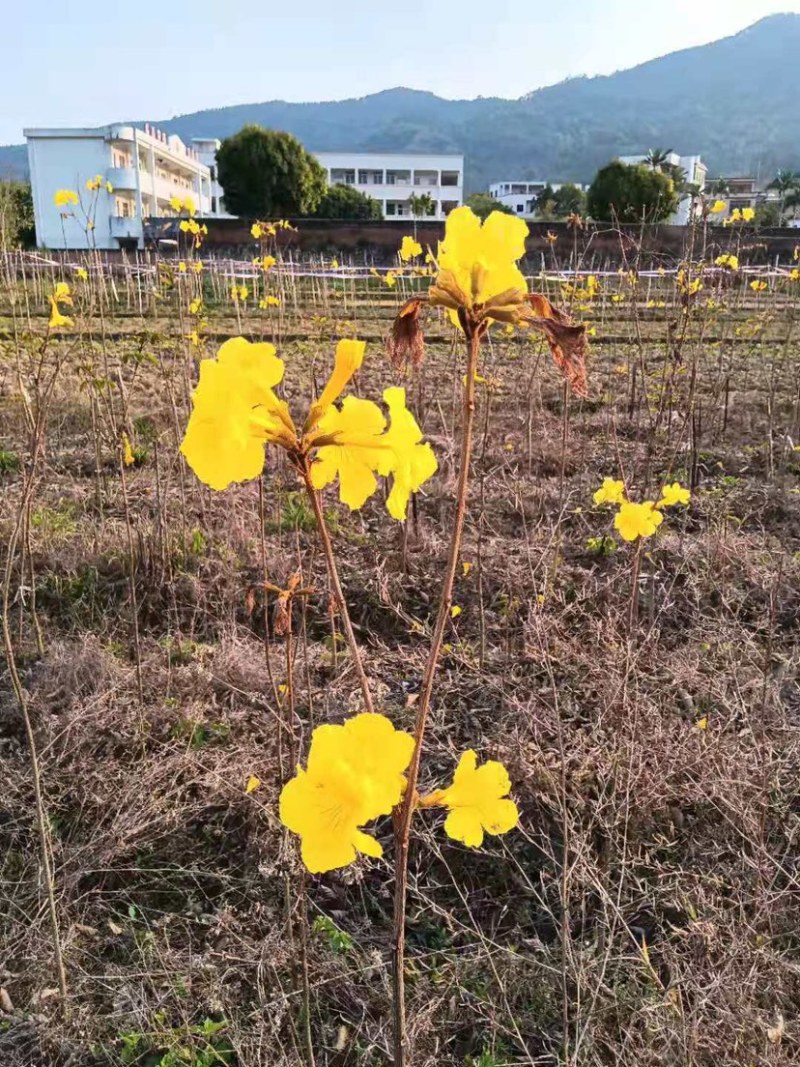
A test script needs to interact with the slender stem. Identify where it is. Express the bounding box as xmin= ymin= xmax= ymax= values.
xmin=119 ymin=454 xmax=144 ymax=708
xmin=628 ymin=541 xmax=642 ymax=634
xmin=284 ymin=605 xmax=315 ymax=1067
xmin=2 ymin=454 xmax=68 ymax=1009
xmin=391 ymin=326 xmax=482 ymax=1067
xmin=302 ymin=475 xmax=375 ymax=715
